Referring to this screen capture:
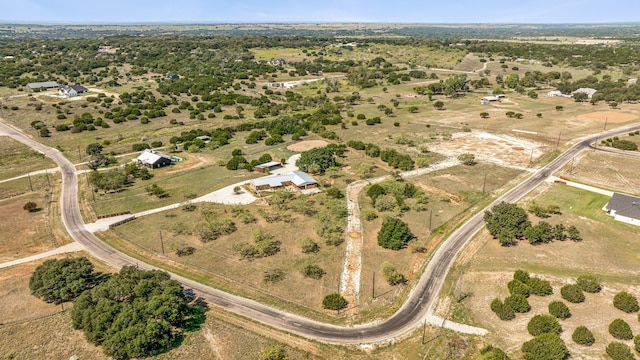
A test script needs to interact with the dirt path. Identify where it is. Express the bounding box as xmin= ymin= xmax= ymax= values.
xmin=0 ymin=242 xmax=83 ymax=269
xmin=339 ymin=158 xmax=461 ymax=306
